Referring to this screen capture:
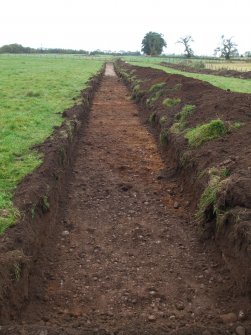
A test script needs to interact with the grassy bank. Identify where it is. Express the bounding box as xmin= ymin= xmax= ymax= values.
xmin=122 ymin=56 xmax=251 ymax=94
xmin=0 ymin=55 xmax=103 ymax=233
